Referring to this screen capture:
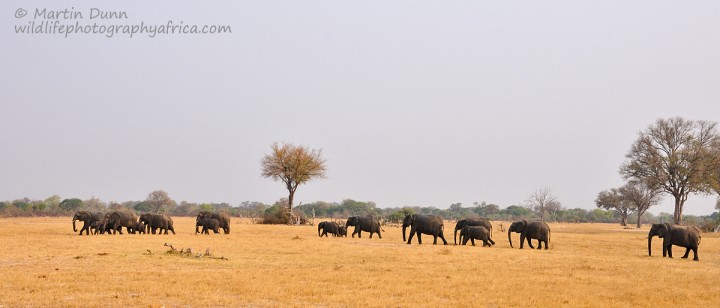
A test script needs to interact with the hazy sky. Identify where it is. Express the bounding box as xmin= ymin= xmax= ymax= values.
xmin=2 ymin=1 xmax=719 ymax=215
